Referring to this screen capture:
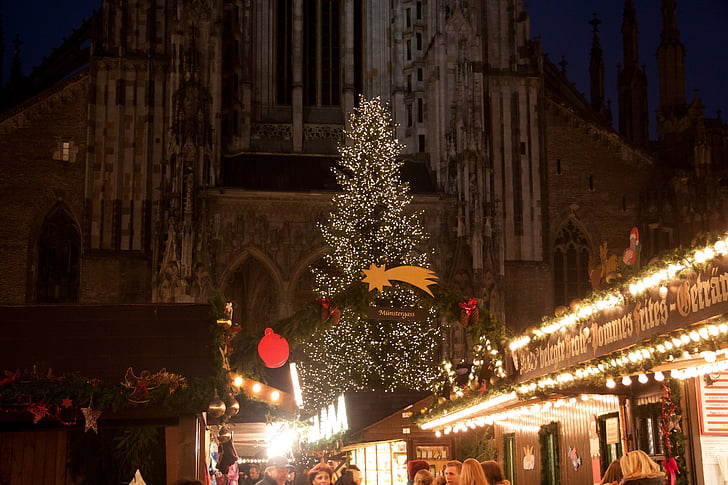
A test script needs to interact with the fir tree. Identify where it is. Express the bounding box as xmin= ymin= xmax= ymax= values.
xmin=298 ymin=96 xmax=443 ymax=411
